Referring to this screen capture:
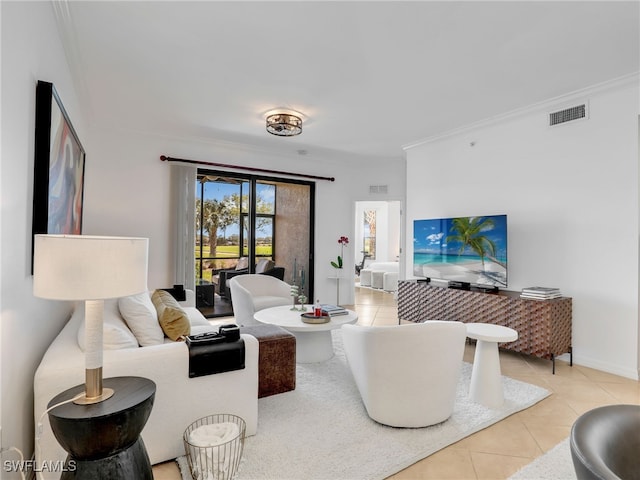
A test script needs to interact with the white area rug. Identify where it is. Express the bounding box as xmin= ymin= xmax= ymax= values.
xmin=509 ymin=438 xmax=577 ymax=480
xmin=178 ymin=331 xmax=550 ymax=480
